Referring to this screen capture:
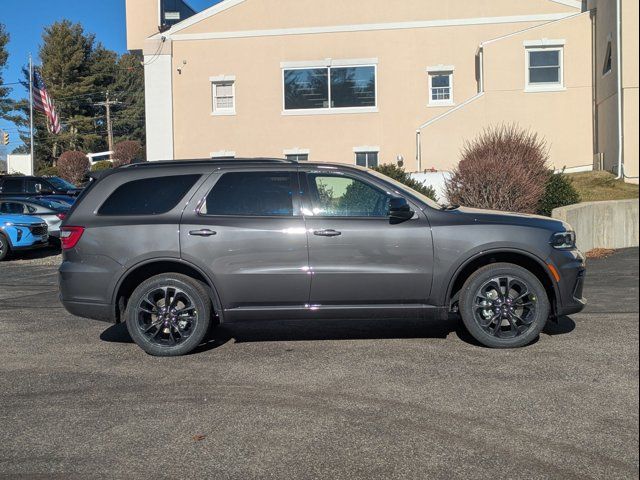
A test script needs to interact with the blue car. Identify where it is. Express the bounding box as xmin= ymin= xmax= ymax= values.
xmin=0 ymin=214 xmax=49 ymax=261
